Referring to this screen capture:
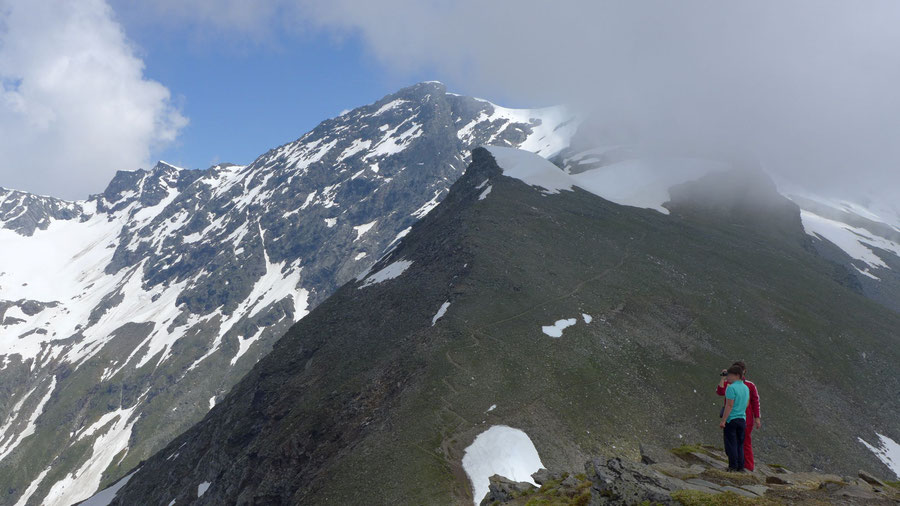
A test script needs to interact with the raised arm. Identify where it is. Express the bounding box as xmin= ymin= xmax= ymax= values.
xmin=716 ymin=370 xmax=727 ymax=396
